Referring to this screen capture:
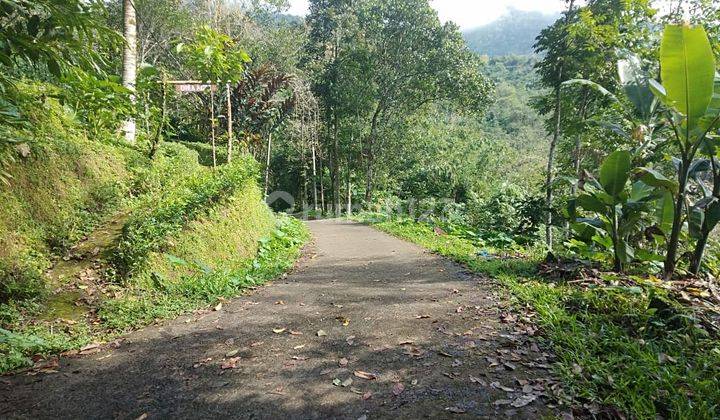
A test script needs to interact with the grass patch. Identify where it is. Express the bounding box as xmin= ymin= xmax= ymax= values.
xmin=356 ymin=214 xmax=720 ymax=419
xmin=0 ymin=214 xmax=308 ymax=372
